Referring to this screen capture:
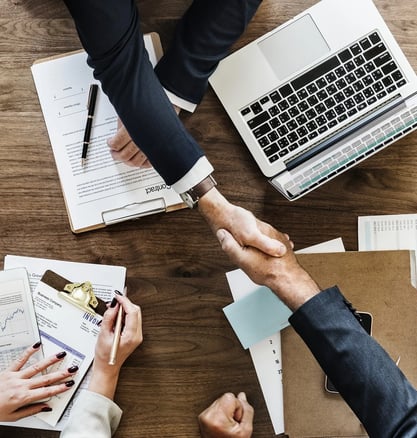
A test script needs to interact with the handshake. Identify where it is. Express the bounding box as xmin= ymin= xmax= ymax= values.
xmin=199 ymin=189 xmax=321 ymax=313
xmin=194 ymin=198 xmax=321 ymax=438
